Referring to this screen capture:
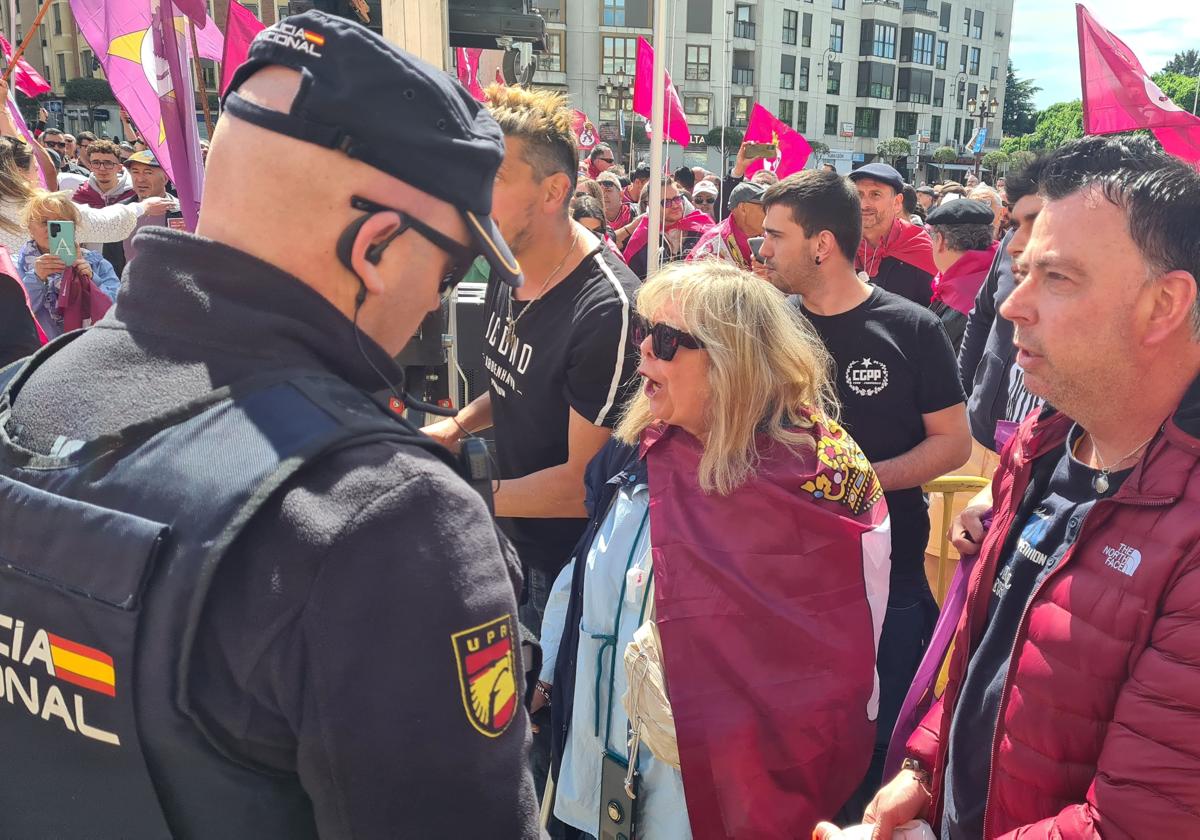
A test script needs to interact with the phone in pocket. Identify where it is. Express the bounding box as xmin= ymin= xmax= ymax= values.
xmin=598 ymin=751 xmax=638 ymax=840
xmin=48 ymin=220 xmax=76 ymax=262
